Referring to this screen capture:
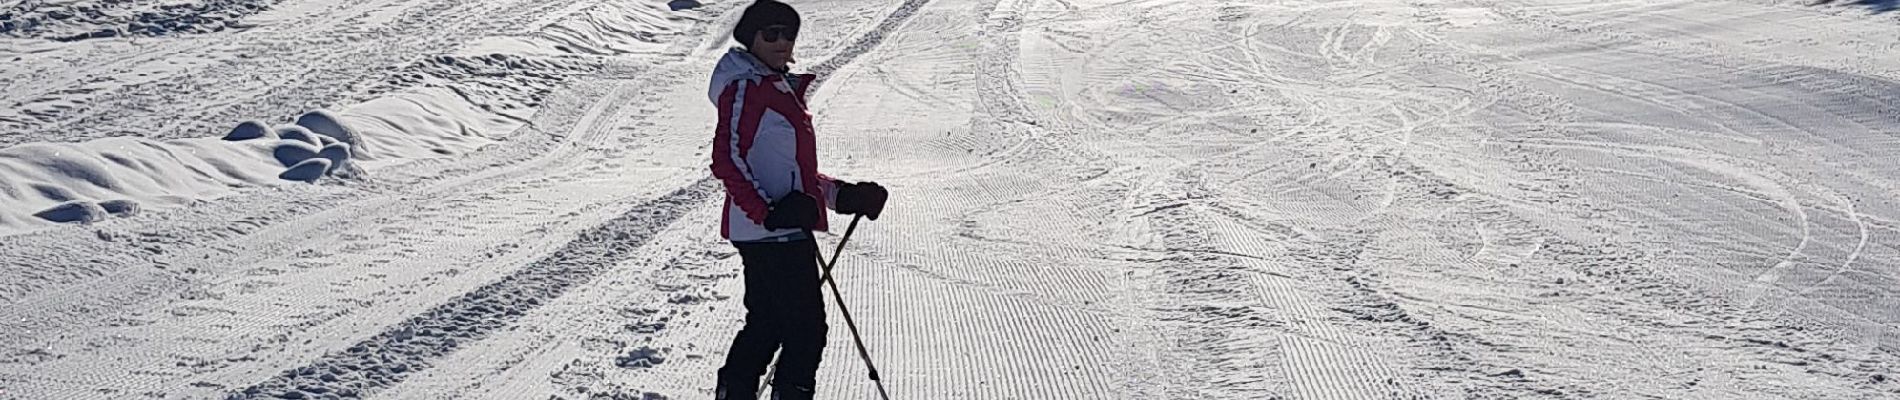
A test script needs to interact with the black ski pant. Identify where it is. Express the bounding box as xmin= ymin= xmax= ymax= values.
xmin=720 ymin=239 xmax=828 ymax=394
